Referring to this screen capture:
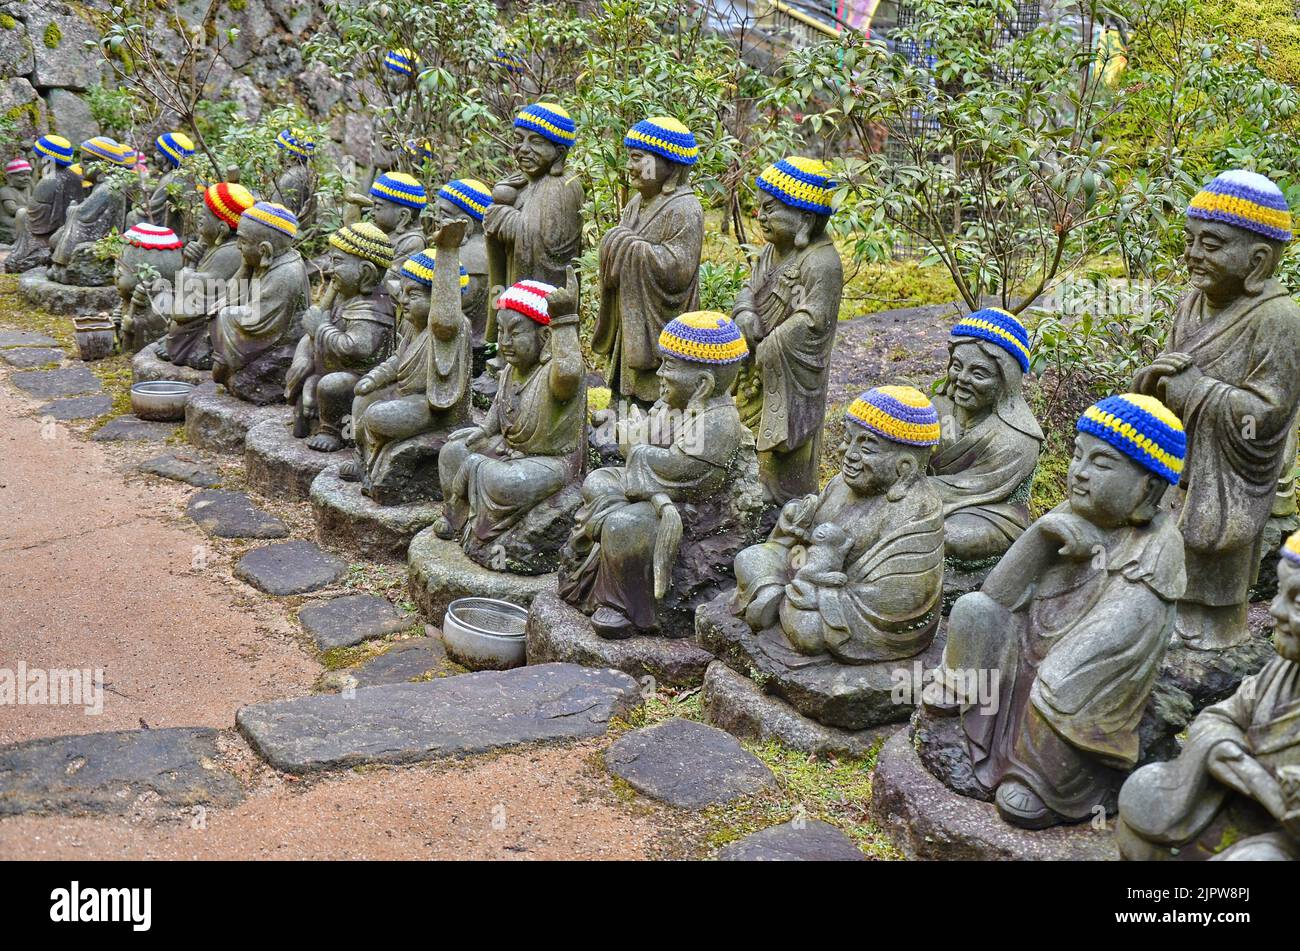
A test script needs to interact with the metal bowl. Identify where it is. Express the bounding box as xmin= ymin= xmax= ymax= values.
xmin=442 ymin=597 xmax=529 ymax=671
xmin=130 ymin=380 xmax=195 ymax=422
